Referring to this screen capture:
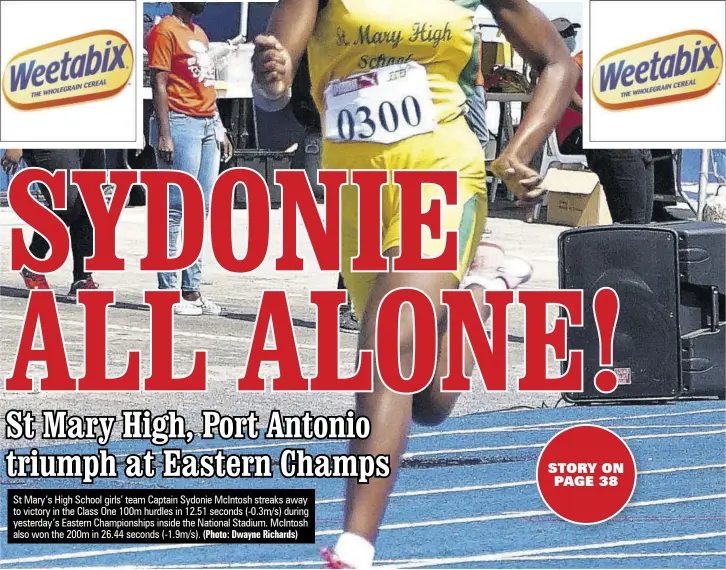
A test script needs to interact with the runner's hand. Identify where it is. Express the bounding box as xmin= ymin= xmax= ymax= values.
xmin=158 ymin=135 xmax=174 ymax=165
xmin=490 ymin=153 xmax=545 ymax=203
xmin=252 ymin=34 xmax=292 ymax=99
xmin=1 ymin=149 xmax=23 ymax=175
